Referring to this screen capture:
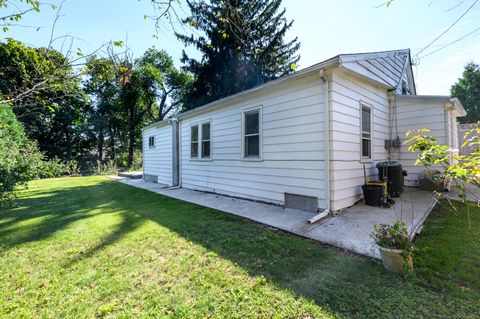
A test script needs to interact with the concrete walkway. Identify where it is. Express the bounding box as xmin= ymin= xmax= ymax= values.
xmin=112 ymin=177 xmax=438 ymax=259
